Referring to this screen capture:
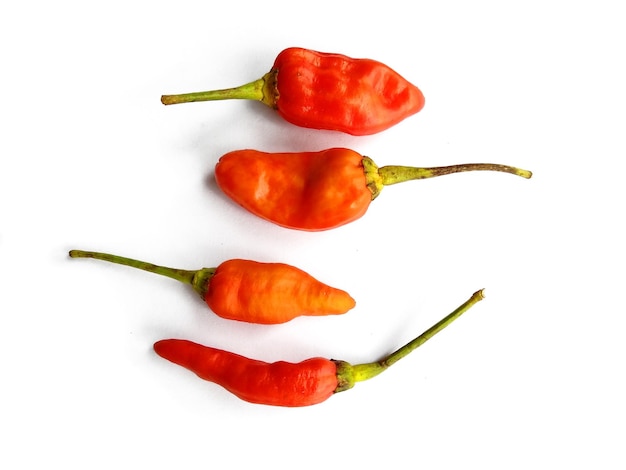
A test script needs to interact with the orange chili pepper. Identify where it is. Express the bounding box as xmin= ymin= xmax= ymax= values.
xmin=69 ymin=250 xmax=355 ymax=324
xmin=214 ymin=148 xmax=533 ymax=231
xmin=154 ymin=289 xmax=485 ymax=407
xmin=160 ymin=47 xmax=425 ymax=135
